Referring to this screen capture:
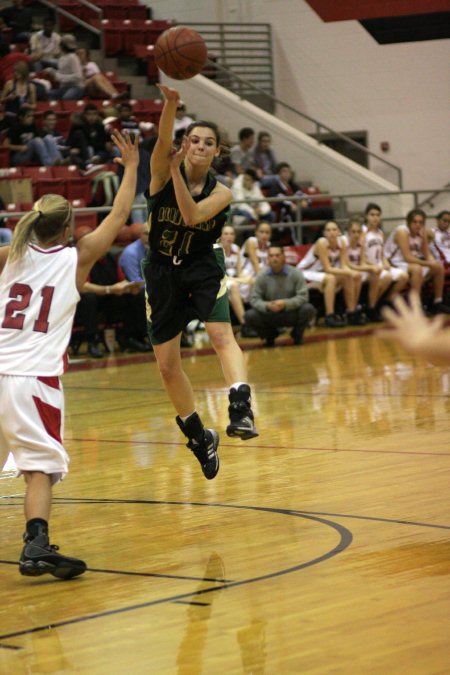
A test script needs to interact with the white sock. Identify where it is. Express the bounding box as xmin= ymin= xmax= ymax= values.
xmin=180 ymin=411 xmax=196 ymax=423
xmin=230 ymin=381 xmax=247 ymax=391
xmin=434 ymin=298 xmax=442 ymax=304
